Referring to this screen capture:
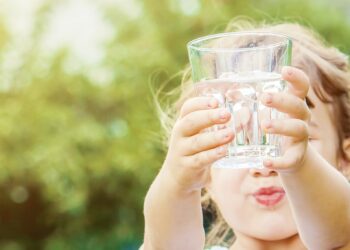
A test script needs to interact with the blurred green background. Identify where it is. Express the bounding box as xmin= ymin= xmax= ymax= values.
xmin=0 ymin=0 xmax=349 ymax=249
